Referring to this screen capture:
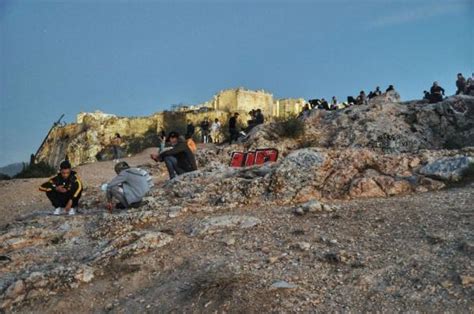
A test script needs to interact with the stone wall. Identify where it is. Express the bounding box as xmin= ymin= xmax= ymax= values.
xmin=210 ymin=88 xmax=306 ymax=117
xmin=36 ymin=110 xmax=233 ymax=167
